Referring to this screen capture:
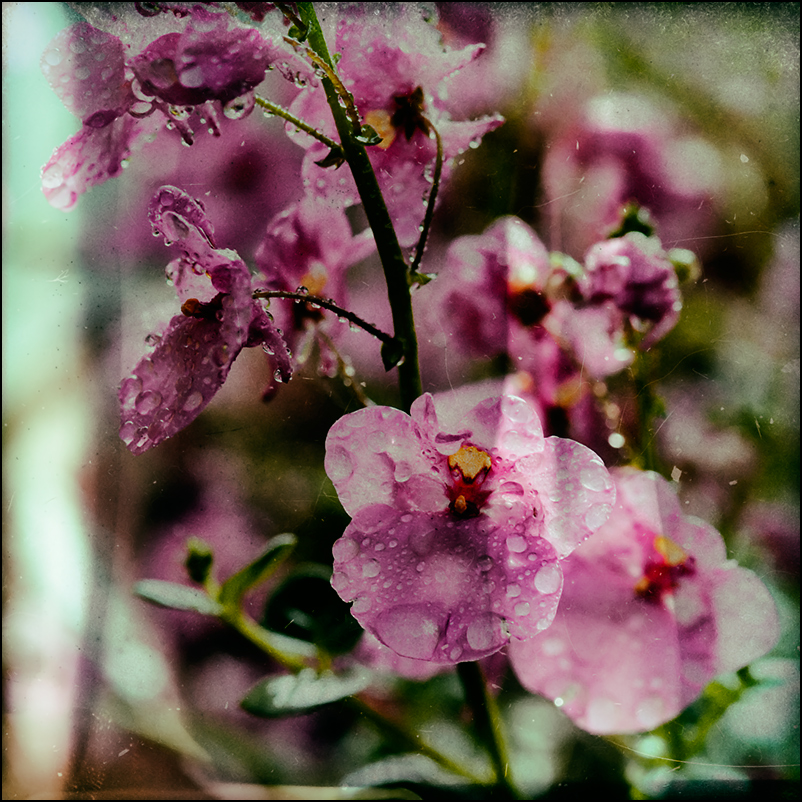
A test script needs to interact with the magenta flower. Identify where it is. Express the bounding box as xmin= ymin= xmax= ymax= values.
xmin=254 ymin=194 xmax=376 ymax=384
xmin=287 ymin=5 xmax=504 ymax=247
xmin=40 ymin=9 xmax=312 ymax=210
xmin=119 ymin=186 xmax=290 ymax=455
xmin=542 ymin=93 xmax=720 ymax=258
xmin=325 ymin=390 xmax=614 ymax=663
xmin=508 ymin=468 xmax=780 ymax=735
xmin=580 ymin=232 xmax=682 ymax=348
